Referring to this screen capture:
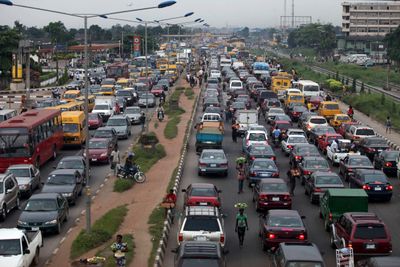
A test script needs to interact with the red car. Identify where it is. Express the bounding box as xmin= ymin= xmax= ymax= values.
xmin=270 ymin=120 xmax=292 ymax=139
xmin=88 ymin=113 xmax=103 ymax=129
xmin=259 ymin=209 xmax=307 ymax=251
xmin=182 ymin=183 xmax=221 ymax=207
xmin=337 ymin=121 xmax=360 ymax=137
xmin=253 ymin=179 xmax=291 ymax=211
xmin=86 ymin=138 xmax=114 ymax=163
xmin=331 ymin=212 xmax=392 ymax=256
xmin=150 ymin=85 xmax=164 ymax=97
xmin=317 ymin=133 xmax=343 ymax=153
